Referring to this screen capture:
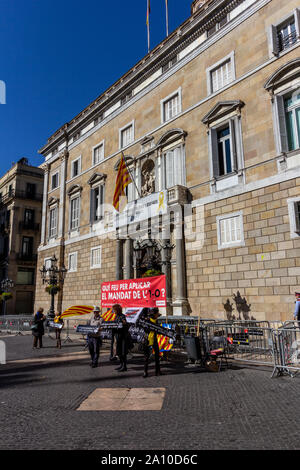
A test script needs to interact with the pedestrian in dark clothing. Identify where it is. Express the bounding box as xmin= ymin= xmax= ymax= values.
xmin=143 ymin=307 xmax=162 ymax=378
xmin=32 ymin=308 xmax=46 ymax=349
xmin=88 ymin=307 xmax=103 ymax=368
xmin=112 ymin=304 xmax=129 ymax=372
